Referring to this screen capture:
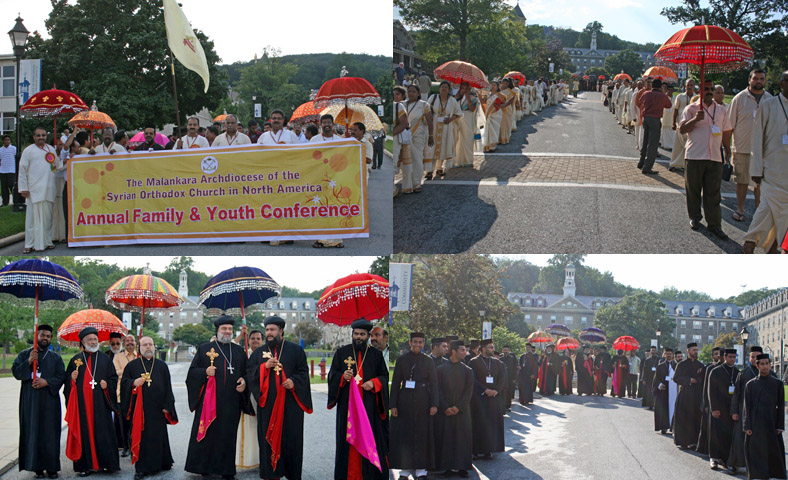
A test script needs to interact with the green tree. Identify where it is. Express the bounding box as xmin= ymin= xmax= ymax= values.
xmin=504 ymin=316 xmax=533 ymax=342
xmin=726 ymin=287 xmax=781 ymax=306
xmin=293 ymin=323 xmax=322 ymax=348
xmin=173 ymin=323 xmax=213 ymax=347
xmin=24 ymin=0 xmax=229 ymax=131
xmin=594 ymin=292 xmax=676 ymax=353
xmin=660 ymin=0 xmax=786 ymax=41
xmin=657 ymin=286 xmax=714 ymax=302
xmin=495 ymin=258 xmax=541 ymax=295
xmin=0 ymin=304 xmax=25 ymax=370
xmin=492 ymin=326 xmax=526 ymax=354
xmin=369 ymin=256 xmax=390 ymax=280
xmin=604 ymin=50 xmax=645 ymax=79
xmin=585 ymin=67 xmax=609 ymax=78
xmin=714 ymin=332 xmax=739 ymax=348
